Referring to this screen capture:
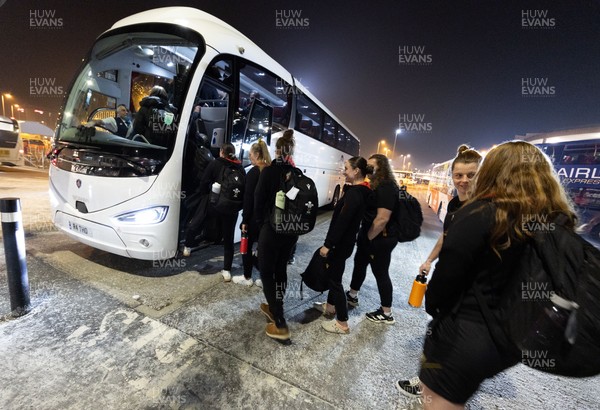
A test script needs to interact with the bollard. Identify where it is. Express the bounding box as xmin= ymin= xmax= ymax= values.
xmin=1 ymin=198 xmax=30 ymax=315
